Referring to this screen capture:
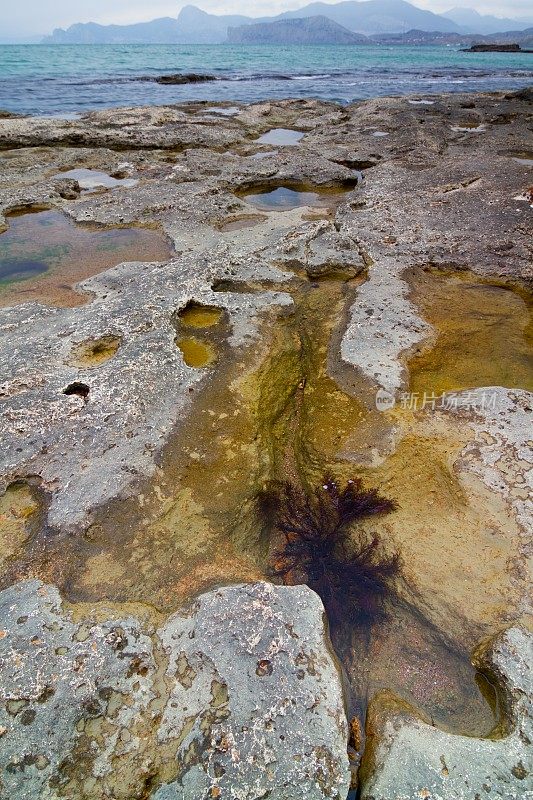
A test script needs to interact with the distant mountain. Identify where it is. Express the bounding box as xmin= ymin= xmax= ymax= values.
xmin=44 ymin=5 xmax=252 ymax=44
xmin=443 ymin=8 xmax=533 ymax=35
xmin=275 ymin=0 xmax=459 ymax=34
xmin=228 ymin=16 xmax=369 ymax=44
xmin=168 ymin=5 xmax=253 ymax=44
xmin=42 ymin=2 xmax=533 ymax=45
xmin=44 ymin=1 xmax=462 ymax=43
xmin=45 ymin=19 xmax=182 ymax=45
